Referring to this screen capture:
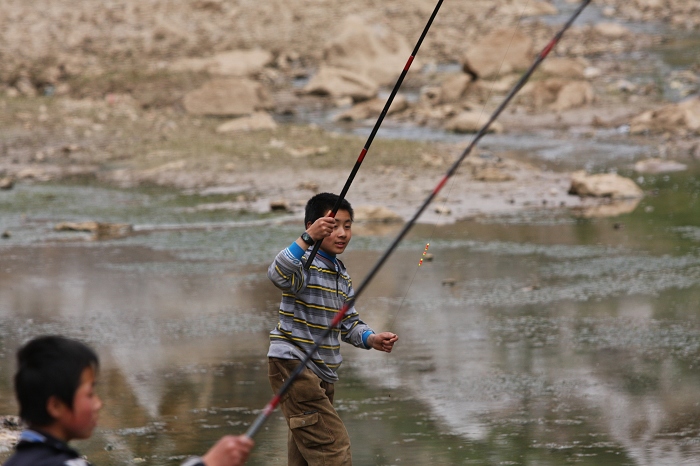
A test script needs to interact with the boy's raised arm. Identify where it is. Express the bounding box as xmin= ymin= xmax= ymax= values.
xmin=267 ymin=215 xmax=337 ymax=292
